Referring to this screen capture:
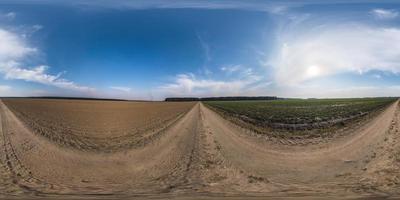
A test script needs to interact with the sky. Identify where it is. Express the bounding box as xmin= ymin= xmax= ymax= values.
xmin=0 ymin=0 xmax=400 ymax=100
